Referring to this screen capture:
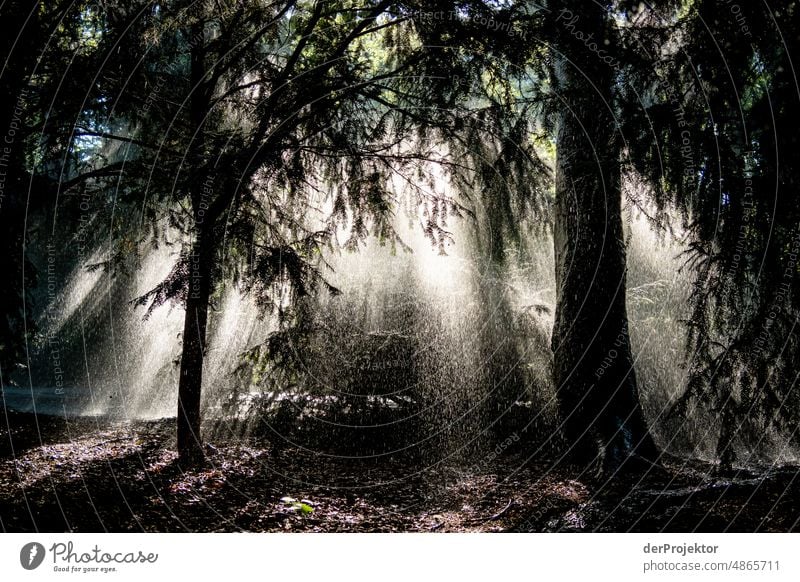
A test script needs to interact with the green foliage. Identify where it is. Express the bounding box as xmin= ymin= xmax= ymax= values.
xmin=617 ymin=0 xmax=800 ymax=459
